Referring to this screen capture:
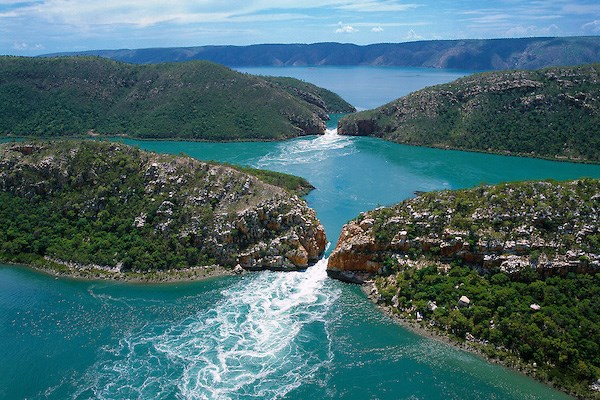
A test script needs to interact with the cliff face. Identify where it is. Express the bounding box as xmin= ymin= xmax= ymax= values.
xmin=0 ymin=57 xmax=353 ymax=140
xmin=0 ymin=141 xmax=326 ymax=274
xmin=328 ymin=180 xmax=599 ymax=280
xmin=331 ymin=180 xmax=600 ymax=398
xmin=338 ymin=64 xmax=600 ymax=163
